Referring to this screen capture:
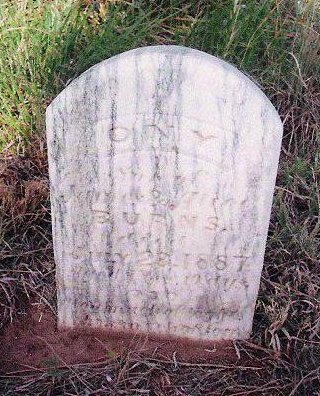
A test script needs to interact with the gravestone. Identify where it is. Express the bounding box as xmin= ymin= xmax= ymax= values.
xmin=46 ymin=46 xmax=282 ymax=341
